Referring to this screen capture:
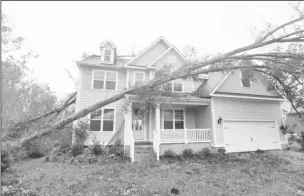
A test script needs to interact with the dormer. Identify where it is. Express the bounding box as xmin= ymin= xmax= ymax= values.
xmin=100 ymin=39 xmax=117 ymax=64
